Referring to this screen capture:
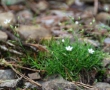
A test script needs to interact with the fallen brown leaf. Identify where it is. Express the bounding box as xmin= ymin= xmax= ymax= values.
xmin=29 ymin=44 xmax=49 ymax=52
